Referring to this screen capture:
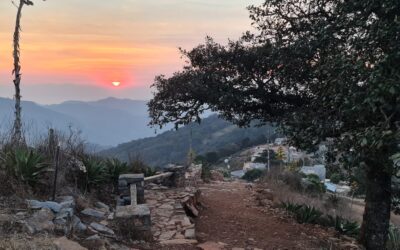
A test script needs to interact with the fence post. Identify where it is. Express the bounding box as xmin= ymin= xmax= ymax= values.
xmin=51 ymin=145 xmax=60 ymax=201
